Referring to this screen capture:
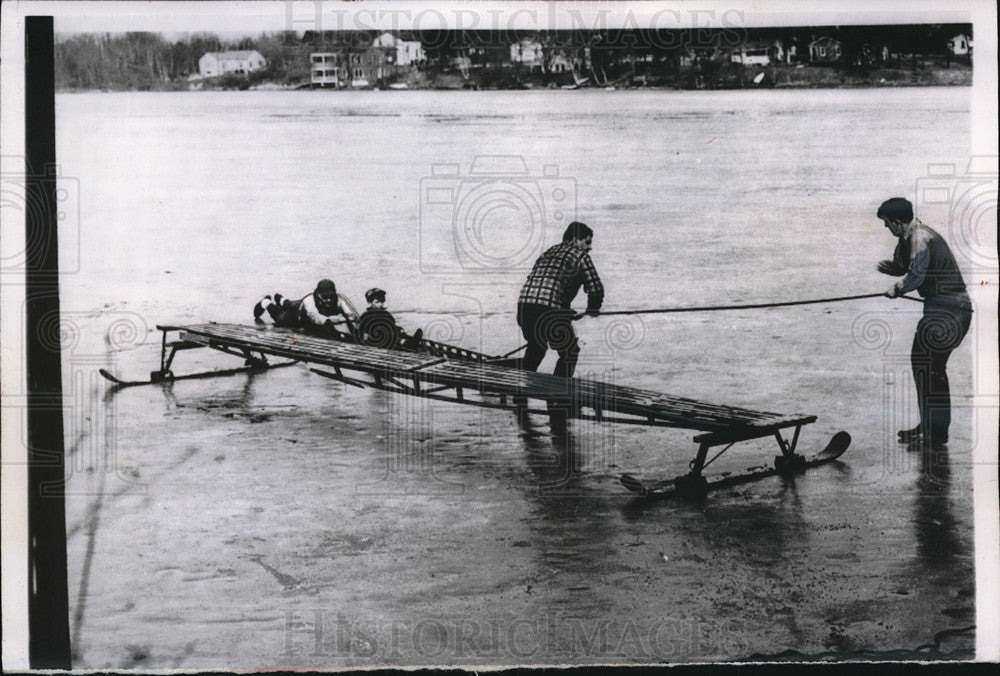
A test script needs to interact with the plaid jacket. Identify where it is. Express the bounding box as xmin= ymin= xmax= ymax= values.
xmin=518 ymin=242 xmax=604 ymax=311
